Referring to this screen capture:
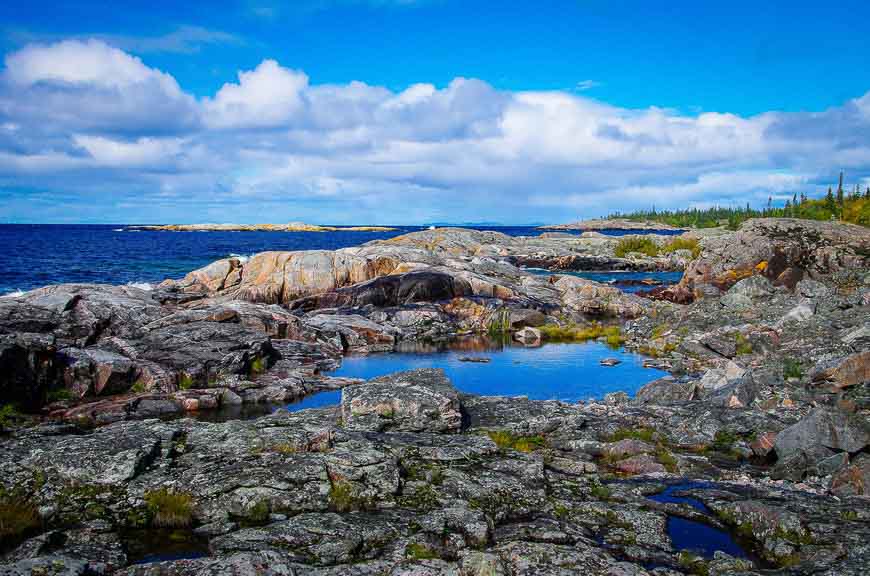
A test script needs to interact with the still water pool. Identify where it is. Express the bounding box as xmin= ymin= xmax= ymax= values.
xmin=328 ymin=338 xmax=667 ymax=403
